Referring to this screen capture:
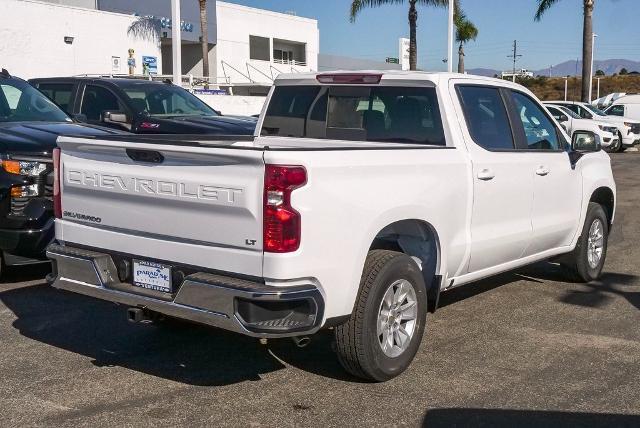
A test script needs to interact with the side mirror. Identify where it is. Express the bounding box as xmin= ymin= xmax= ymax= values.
xmin=559 ymin=114 xmax=569 ymax=122
xmin=102 ymin=111 xmax=128 ymax=124
xmin=572 ymin=131 xmax=601 ymax=152
xmin=101 ymin=111 xmax=131 ymax=130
